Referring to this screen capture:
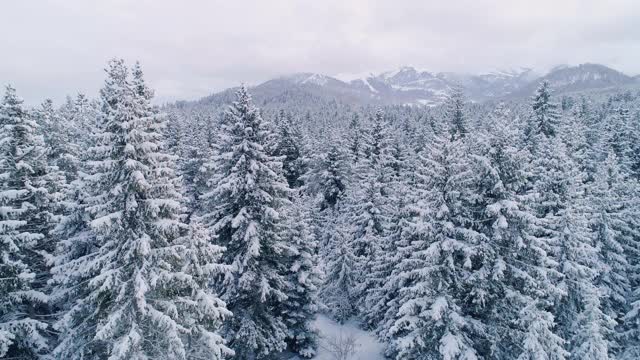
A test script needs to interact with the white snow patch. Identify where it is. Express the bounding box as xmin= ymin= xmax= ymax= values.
xmin=312 ymin=314 xmax=385 ymax=360
xmin=334 ymin=71 xmax=374 ymax=82
xmin=302 ymin=74 xmax=330 ymax=86
xmin=361 ymin=78 xmax=378 ymax=93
